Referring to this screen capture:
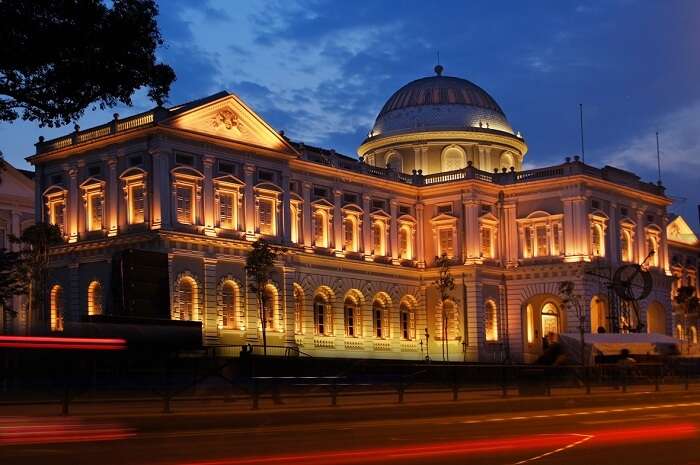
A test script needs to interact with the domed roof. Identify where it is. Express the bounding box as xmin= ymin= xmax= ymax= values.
xmin=368 ymin=67 xmax=515 ymax=139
